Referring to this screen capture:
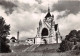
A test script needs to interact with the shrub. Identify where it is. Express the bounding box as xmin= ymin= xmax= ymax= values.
xmin=59 ymin=40 xmax=73 ymax=52
xmin=0 ymin=37 xmax=11 ymax=53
